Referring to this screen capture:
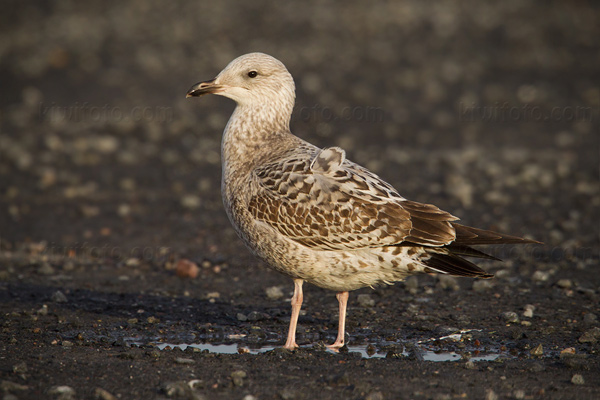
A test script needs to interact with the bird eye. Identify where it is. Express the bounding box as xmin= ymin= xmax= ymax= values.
xmin=247 ymin=71 xmax=258 ymax=78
